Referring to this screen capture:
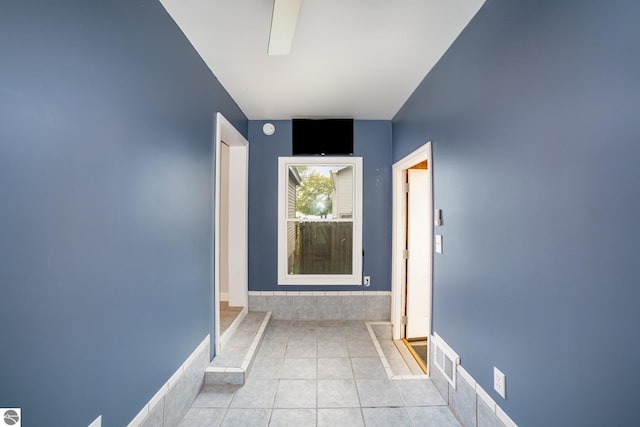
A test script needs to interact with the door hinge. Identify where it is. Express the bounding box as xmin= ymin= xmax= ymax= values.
xmin=401 ymin=315 xmax=407 ymax=325
xmin=403 ymin=182 xmax=410 ymax=193
xmin=402 ymin=249 xmax=409 ymax=260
